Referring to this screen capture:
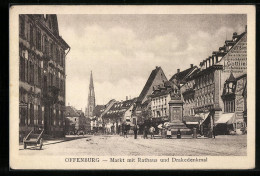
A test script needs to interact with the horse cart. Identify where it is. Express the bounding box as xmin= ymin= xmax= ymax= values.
xmin=23 ymin=129 xmax=44 ymax=150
